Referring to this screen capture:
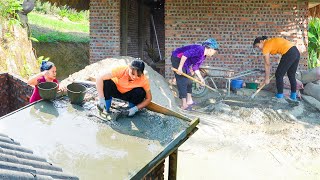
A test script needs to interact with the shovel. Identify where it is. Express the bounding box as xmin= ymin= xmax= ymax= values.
xmin=251 ymin=75 xmax=275 ymax=99
xmin=171 ymin=67 xmax=221 ymax=95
